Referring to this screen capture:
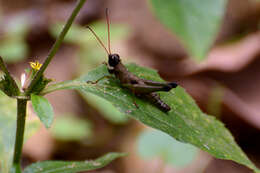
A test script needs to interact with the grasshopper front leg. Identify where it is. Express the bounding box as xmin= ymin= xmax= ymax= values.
xmin=86 ymin=62 xmax=114 ymax=84
xmin=86 ymin=75 xmax=114 ymax=84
